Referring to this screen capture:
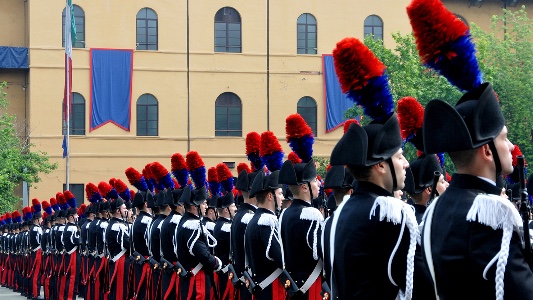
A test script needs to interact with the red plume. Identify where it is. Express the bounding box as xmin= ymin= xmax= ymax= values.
xmin=150 ymin=162 xmax=169 ymax=181
xmin=285 ymin=114 xmax=313 ymax=142
xmin=114 ymin=178 xmax=128 ymax=194
xmin=208 ymin=167 xmax=218 ymax=183
xmin=343 ymin=119 xmax=360 ymax=134
xmin=125 ymin=167 xmax=143 ymax=185
xmin=64 ymin=190 xmax=75 ymax=201
xmin=237 ymin=163 xmax=251 ymax=175
xmin=98 ymin=181 xmax=113 ymax=198
xmin=259 ymin=131 xmax=283 ymax=157
xmin=109 ymin=178 xmax=117 ymax=188
xmin=143 ymin=163 xmax=154 ymax=180
xmin=288 ymin=152 xmax=303 ymax=164
xmin=245 ymin=132 xmax=261 ymax=156
xmin=216 ymin=163 xmax=233 ymax=183
xmin=397 ymin=96 xmax=425 ymax=140
xmin=171 ymin=153 xmax=187 ymax=171
xmin=56 ymin=192 xmax=66 ymax=205
xmin=32 ymin=198 xmax=40 ymax=207
xmin=49 ymin=198 xmax=57 ymax=207
xmin=85 ymin=183 xmax=99 ymax=201
xmin=326 ymin=164 xmax=332 ymax=172
xmin=186 ymin=151 xmax=205 ymax=171
xmin=332 ymin=37 xmax=385 ymax=93
xmin=172 ymin=178 xmax=180 ymax=189
xmin=130 ymin=190 xmax=136 ymax=199
xmin=511 ymin=145 xmax=525 ymax=167
xmin=42 ymin=200 xmax=50 ymax=211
